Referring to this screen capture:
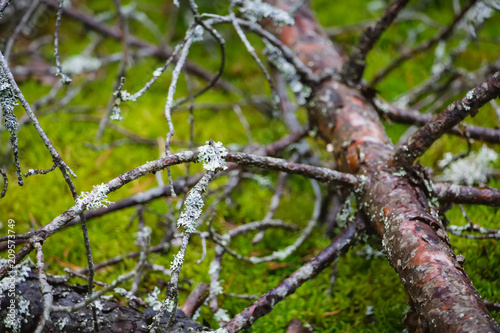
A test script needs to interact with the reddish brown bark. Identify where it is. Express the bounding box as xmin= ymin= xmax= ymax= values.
xmin=262 ymin=0 xmax=500 ymax=331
